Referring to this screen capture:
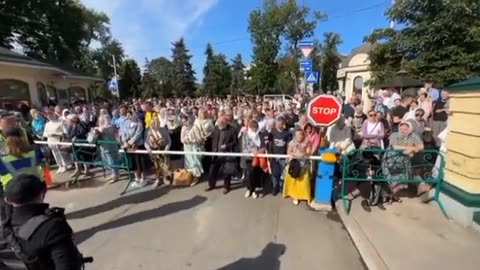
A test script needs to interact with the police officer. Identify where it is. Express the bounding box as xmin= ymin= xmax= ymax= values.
xmin=0 ymin=127 xmax=44 ymax=187
xmin=4 ymin=174 xmax=89 ymax=270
